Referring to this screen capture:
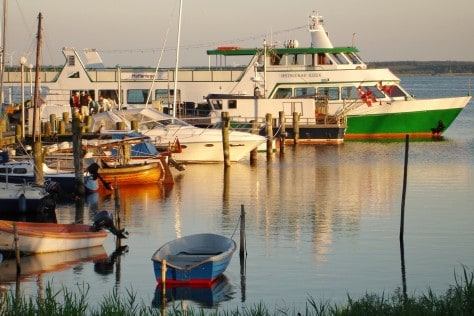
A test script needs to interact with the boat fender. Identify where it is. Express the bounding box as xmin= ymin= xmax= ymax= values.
xmin=92 ymin=210 xmax=129 ymax=239
xmin=18 ymin=193 xmax=27 ymax=213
